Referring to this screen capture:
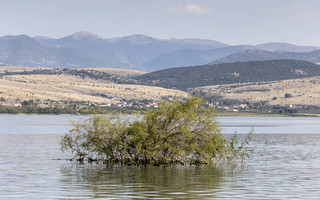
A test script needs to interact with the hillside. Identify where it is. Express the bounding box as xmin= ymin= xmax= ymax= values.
xmin=134 ymin=60 xmax=320 ymax=90
xmin=256 ymin=42 xmax=320 ymax=53
xmin=0 ymin=65 xmax=39 ymax=73
xmin=0 ymin=70 xmax=187 ymax=105
xmin=212 ymin=49 xmax=320 ymax=64
xmin=193 ymin=76 xmax=320 ymax=106
xmin=2 ymin=63 xmax=320 ymax=107
xmin=79 ymin=68 xmax=146 ymax=77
